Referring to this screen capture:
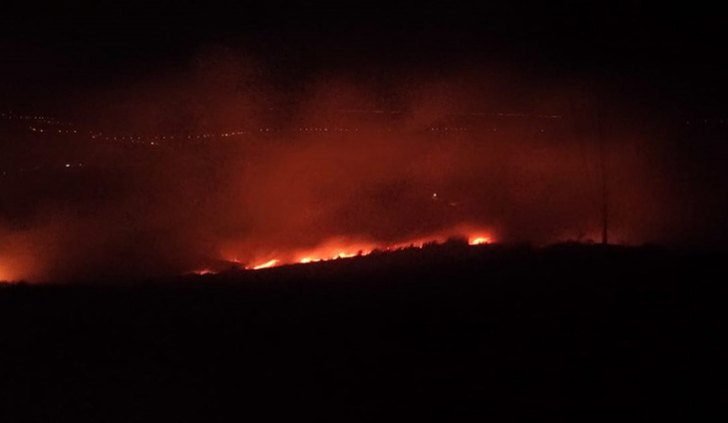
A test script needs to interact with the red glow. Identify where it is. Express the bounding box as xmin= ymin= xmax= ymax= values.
xmin=0 ymin=250 xmax=31 ymax=282
xmin=469 ymin=236 xmax=491 ymax=245
xmin=1 ymin=54 xmax=682 ymax=284
xmin=188 ymin=269 xmax=216 ymax=276
xmin=215 ymin=227 xmax=495 ymax=273
xmin=252 ymin=259 xmax=279 ymax=270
